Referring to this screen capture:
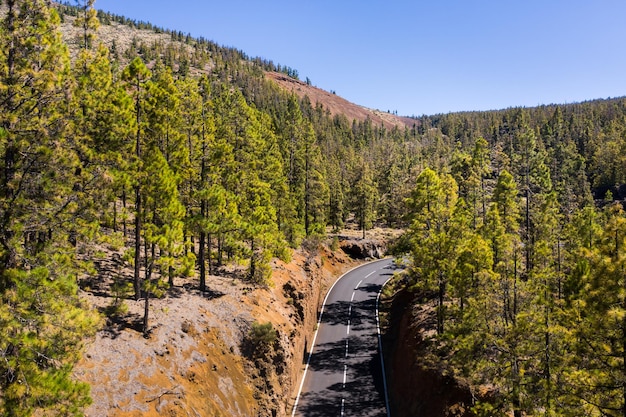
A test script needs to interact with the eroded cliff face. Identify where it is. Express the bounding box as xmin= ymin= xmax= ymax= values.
xmin=249 ymin=247 xmax=359 ymax=416
xmin=383 ymin=288 xmax=475 ymax=417
xmin=259 ymin=235 xmax=393 ymax=416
